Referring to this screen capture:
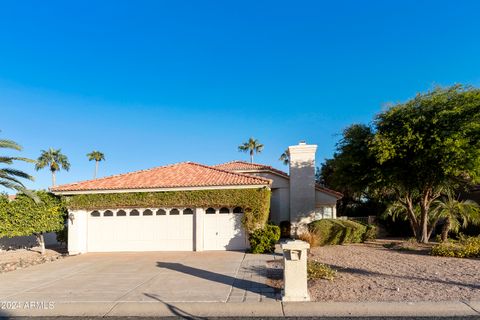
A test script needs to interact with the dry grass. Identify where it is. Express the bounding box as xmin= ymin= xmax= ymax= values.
xmin=298 ymin=230 xmax=320 ymax=247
